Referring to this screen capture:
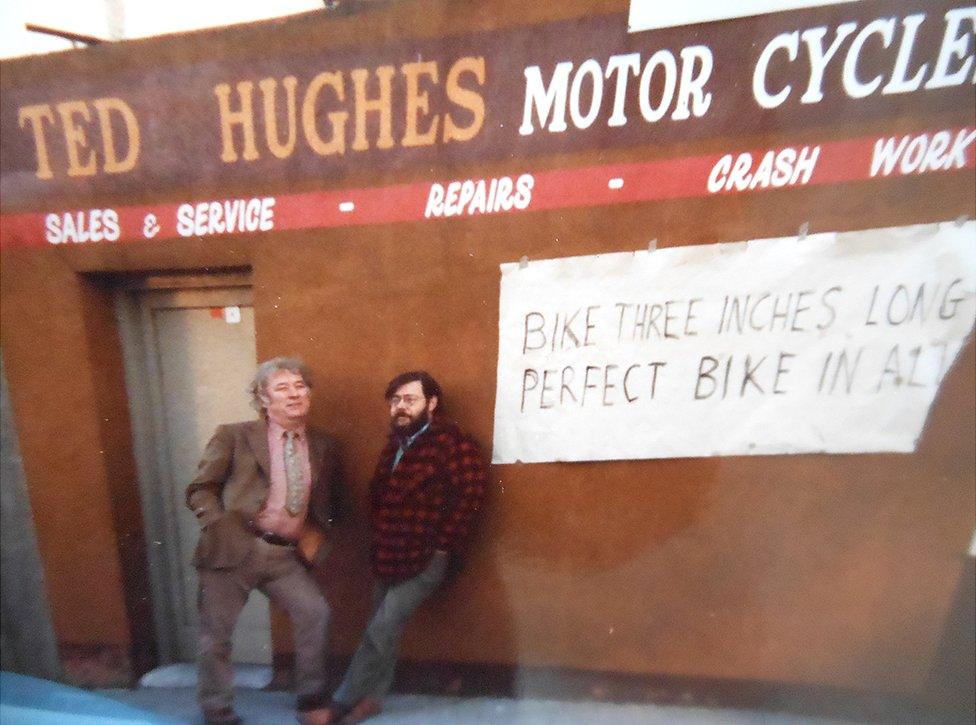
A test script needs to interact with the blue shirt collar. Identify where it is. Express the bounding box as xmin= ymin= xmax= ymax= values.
xmin=392 ymin=422 xmax=430 ymax=471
